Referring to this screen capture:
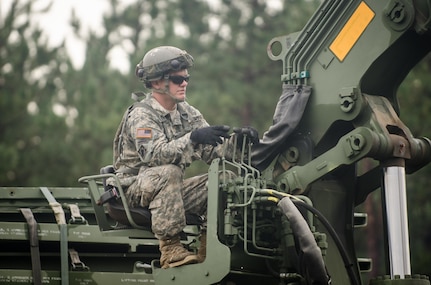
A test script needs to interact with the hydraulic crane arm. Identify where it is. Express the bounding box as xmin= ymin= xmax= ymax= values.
xmin=261 ymin=0 xmax=431 ymax=191
xmin=259 ymin=0 xmax=431 ymax=282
